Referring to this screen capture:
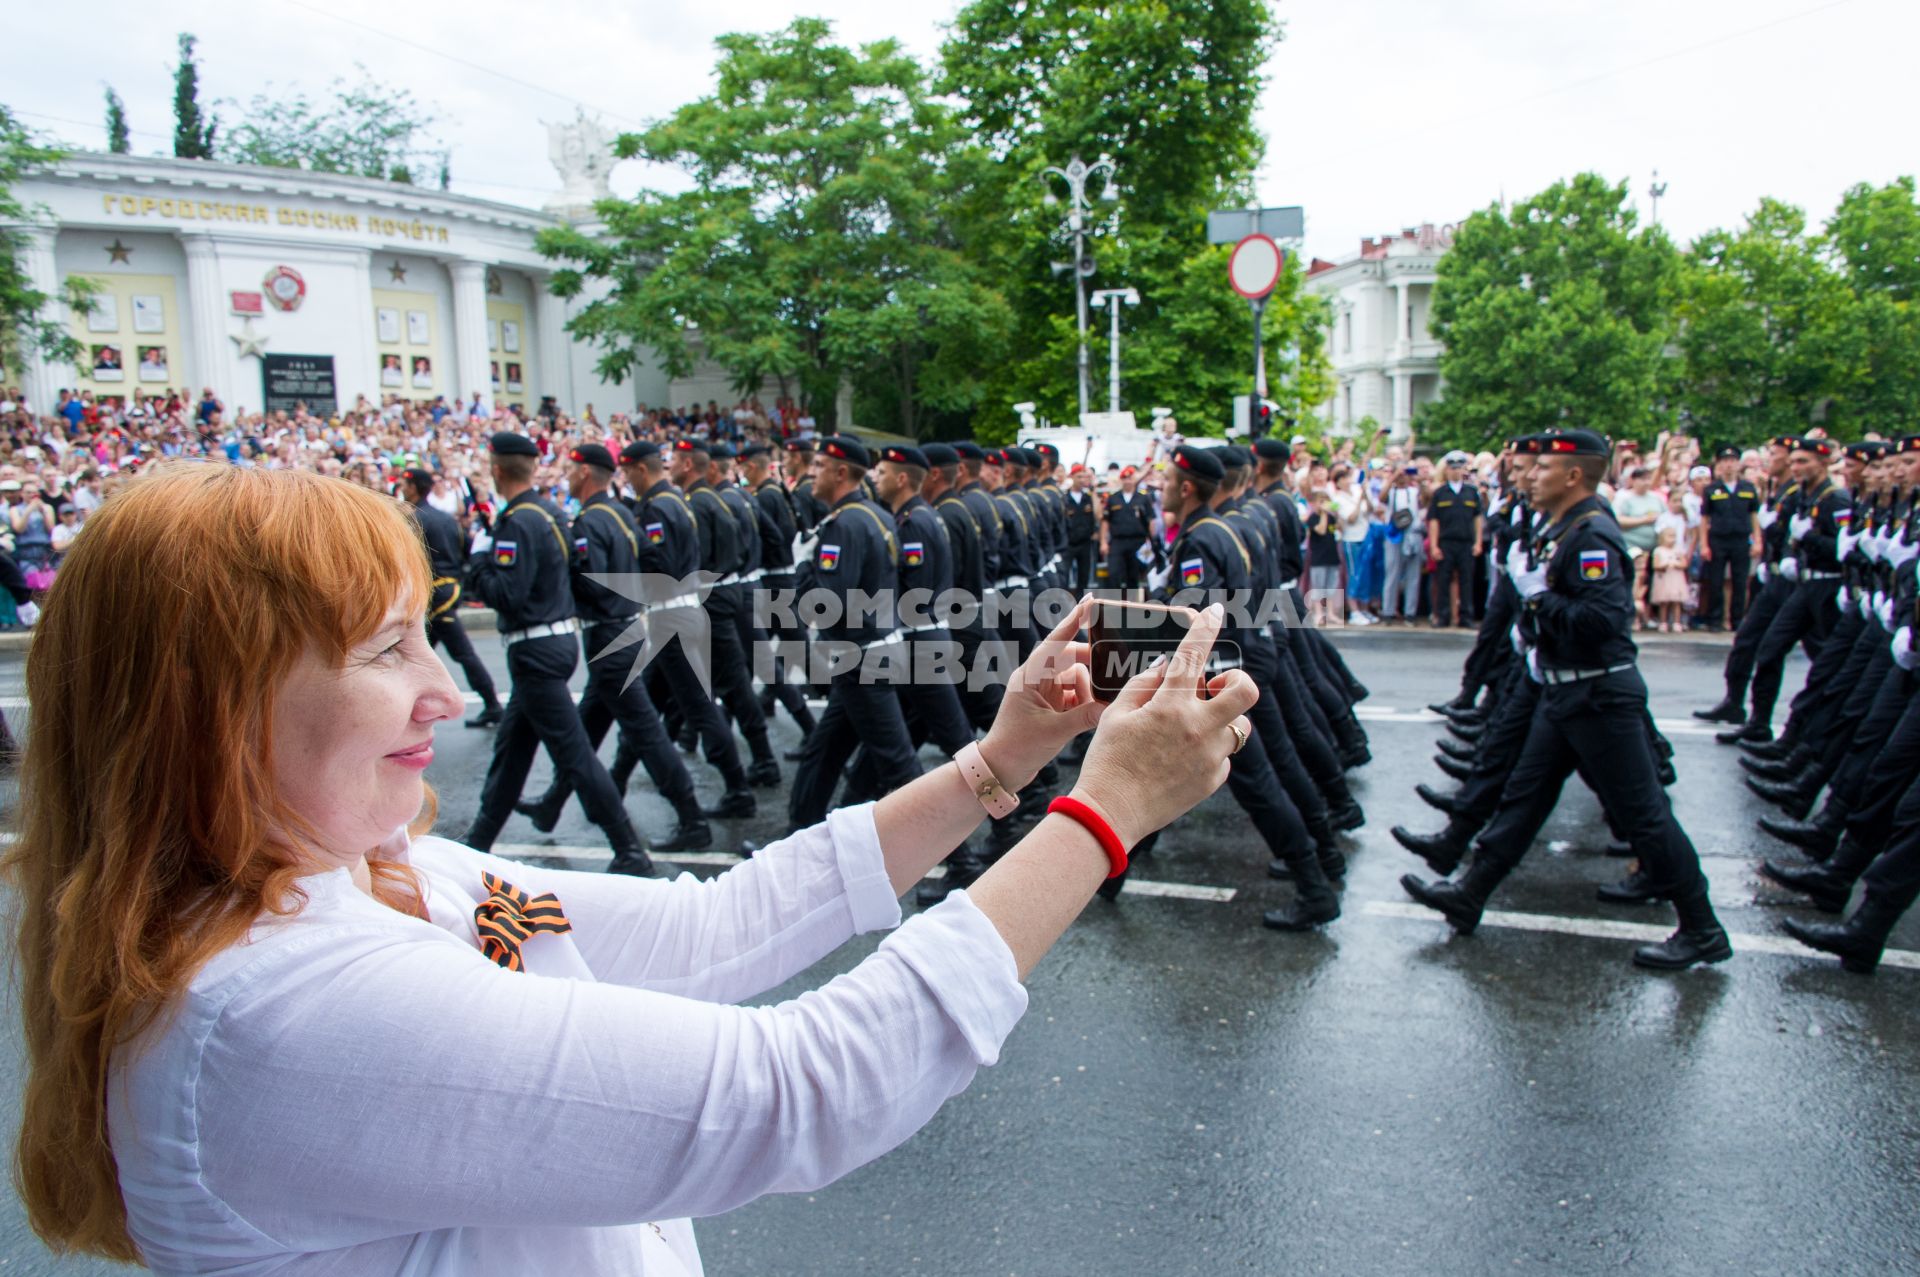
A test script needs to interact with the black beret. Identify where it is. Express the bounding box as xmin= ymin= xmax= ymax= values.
xmin=1170 ymin=444 xmax=1225 ymax=482
xmin=1017 ymin=447 xmax=1043 ymax=468
xmin=880 ymin=444 xmax=929 ymax=468
xmin=1217 ymin=446 xmax=1250 ymax=470
xmin=1031 ymin=442 xmax=1059 ymax=462
xmin=952 ymin=441 xmax=986 ymax=462
xmin=1767 ymin=434 xmax=1800 ymax=450
xmin=816 ymin=435 xmax=872 ymax=467
xmin=738 ymin=442 xmax=772 ymax=459
xmin=671 ymin=437 xmax=708 ymax=456
xmin=1506 ymin=434 xmax=1537 ymax=451
xmin=1714 ymin=445 xmax=1742 ymax=461
xmin=1533 ymin=429 xmax=1611 ymax=457
xmin=707 ymin=441 xmax=737 ymax=460
xmin=1897 ymin=435 xmax=1920 ymax=454
xmin=1844 ymin=440 xmax=1889 ymax=461
xmin=784 ymin=437 xmax=816 ymax=453
xmin=1513 ymin=436 xmax=1545 ymax=455
xmin=1251 ymin=437 xmax=1291 ymax=461
xmin=1792 ymin=435 xmax=1835 ymax=458
xmin=619 ymin=439 xmax=660 ymax=463
xmin=922 ymin=442 xmax=959 ymax=466
xmin=567 ymin=443 xmax=616 ymax=470
xmin=401 ymin=466 xmax=436 ymax=492
xmin=489 ymin=431 xmax=539 ymax=458
xmin=982 ymin=447 xmax=1004 ymax=467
